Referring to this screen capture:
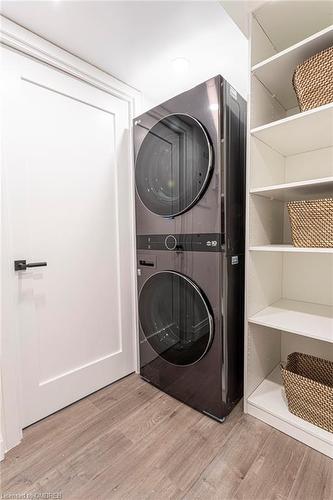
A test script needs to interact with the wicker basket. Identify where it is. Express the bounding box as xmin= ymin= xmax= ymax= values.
xmin=292 ymin=46 xmax=333 ymax=112
xmin=287 ymin=198 xmax=333 ymax=248
xmin=281 ymin=352 xmax=333 ymax=433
